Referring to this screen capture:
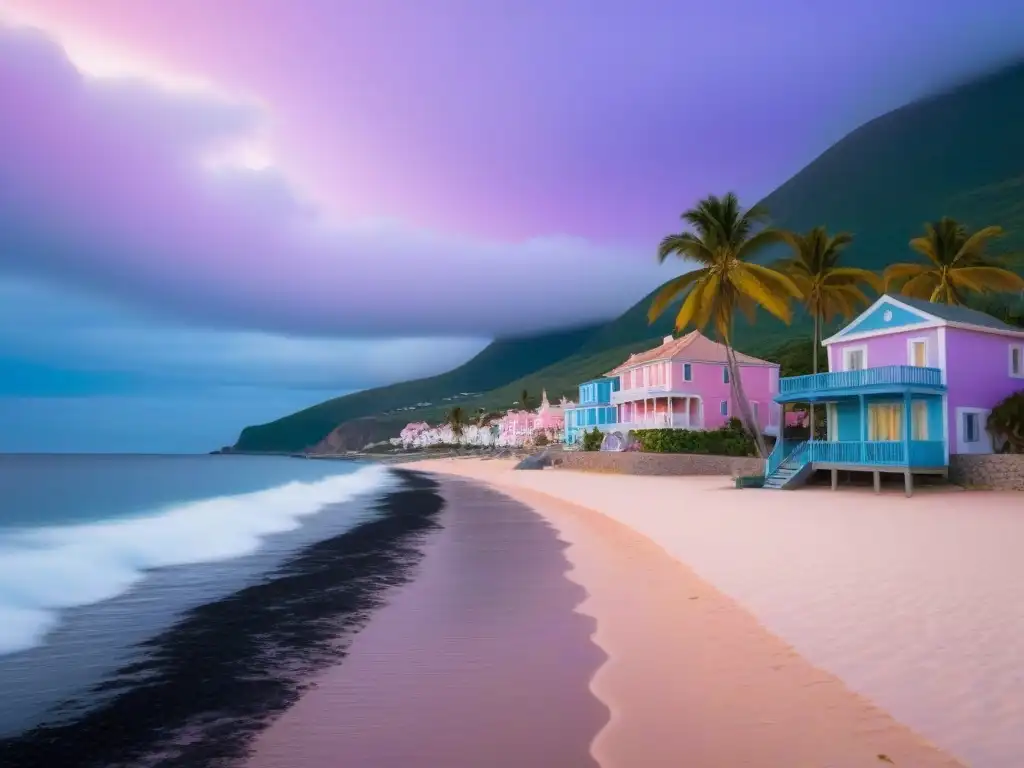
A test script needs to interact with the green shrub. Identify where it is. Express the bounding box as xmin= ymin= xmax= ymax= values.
xmin=633 ymin=420 xmax=756 ymax=457
xmin=988 ymin=390 xmax=1024 ymax=453
xmin=534 ymin=432 xmax=549 ymax=446
xmin=581 ymin=427 xmax=604 ymax=452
